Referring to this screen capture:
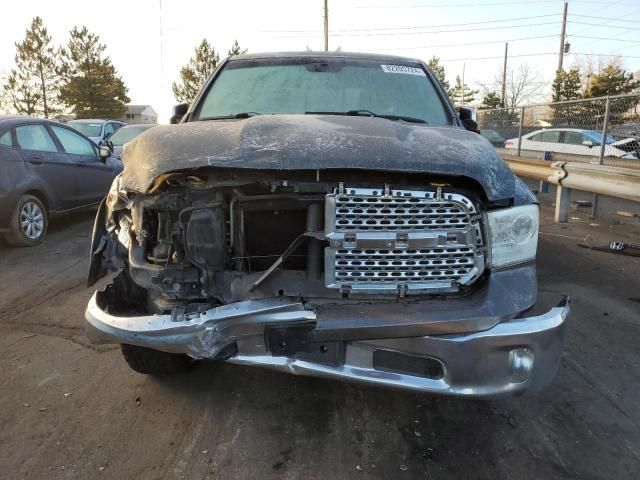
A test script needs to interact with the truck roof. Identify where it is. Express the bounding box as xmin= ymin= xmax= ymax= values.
xmin=227 ymin=51 xmax=423 ymax=65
